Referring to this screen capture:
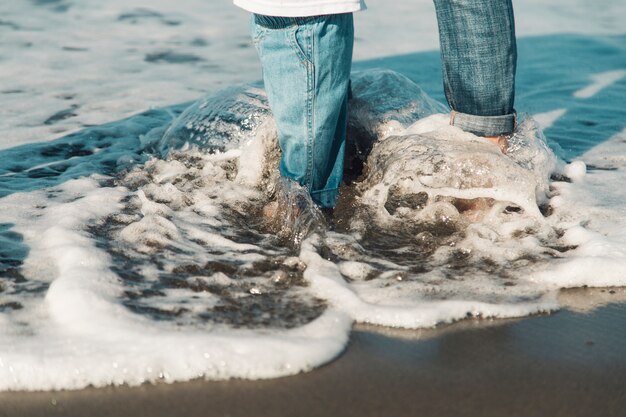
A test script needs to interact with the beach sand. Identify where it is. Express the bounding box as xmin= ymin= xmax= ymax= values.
xmin=2 ymin=288 xmax=625 ymax=417
xmin=1 ymin=0 xmax=626 ymax=413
